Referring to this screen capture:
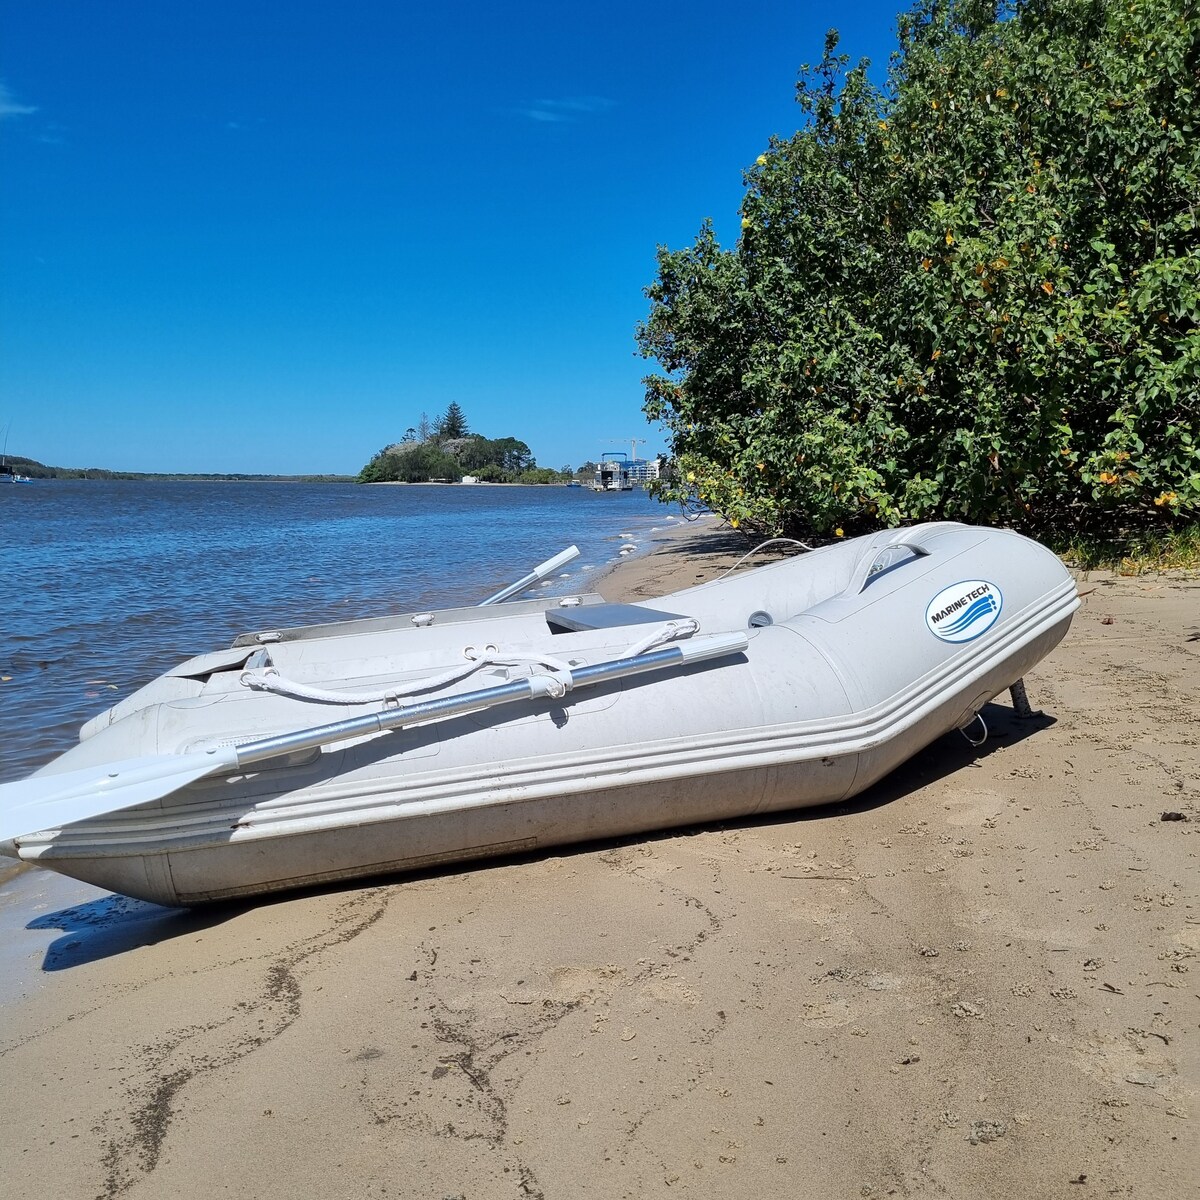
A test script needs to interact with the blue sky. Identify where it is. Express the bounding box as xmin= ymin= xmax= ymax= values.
xmin=1 ymin=1 xmax=902 ymax=475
